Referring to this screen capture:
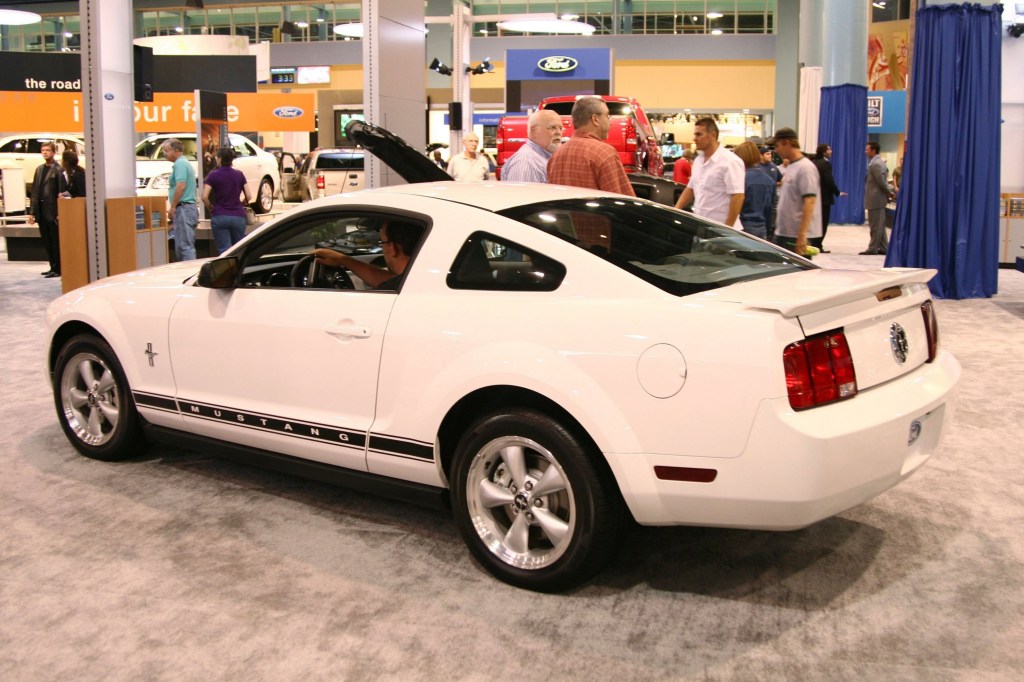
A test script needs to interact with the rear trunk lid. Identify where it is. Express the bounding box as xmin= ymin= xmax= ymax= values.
xmin=706 ymin=267 xmax=939 ymax=391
